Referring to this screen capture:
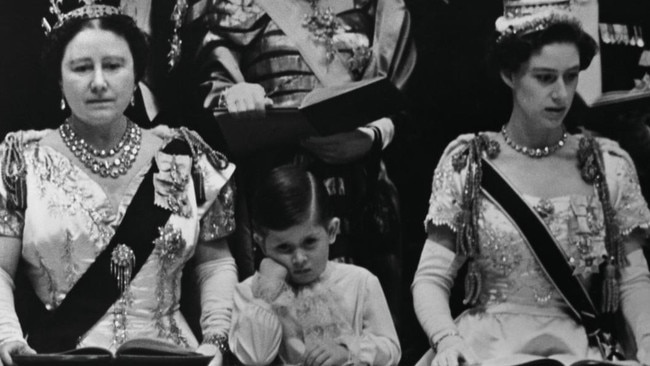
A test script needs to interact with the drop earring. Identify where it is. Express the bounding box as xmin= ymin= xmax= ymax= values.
xmin=130 ymin=88 xmax=137 ymax=107
xmin=60 ymin=97 xmax=66 ymax=110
